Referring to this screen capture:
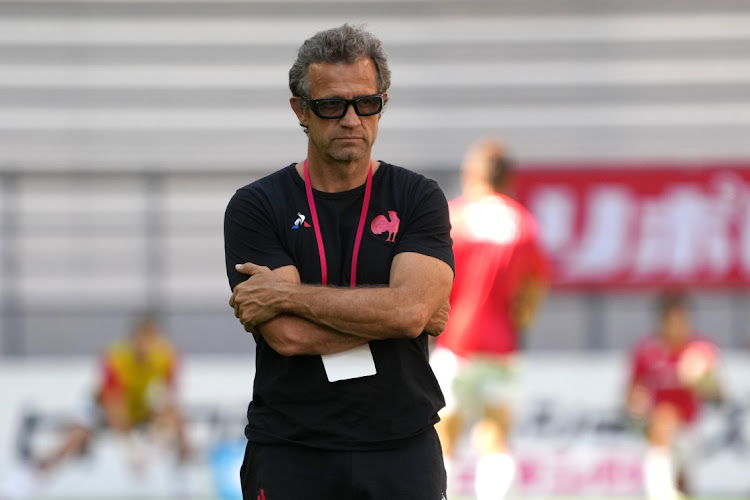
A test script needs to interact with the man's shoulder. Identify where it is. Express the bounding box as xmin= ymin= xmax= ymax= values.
xmin=235 ymin=164 xmax=297 ymax=196
xmin=377 ymin=161 xmax=444 ymax=202
xmin=687 ymin=335 xmax=720 ymax=354
xmin=227 ymin=164 xmax=298 ymax=213
xmin=488 ymin=193 xmax=536 ymax=224
xmin=379 ymin=161 xmax=435 ymax=184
